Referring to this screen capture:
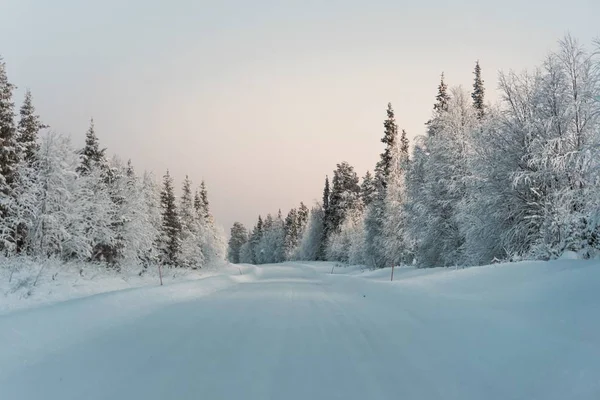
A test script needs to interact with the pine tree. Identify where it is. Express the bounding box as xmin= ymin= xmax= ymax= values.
xmin=159 ymin=170 xmax=181 ymax=266
xmin=322 ymin=176 xmax=330 ymax=212
xmin=472 ymin=61 xmax=485 ymax=120
xmin=364 ymin=103 xmax=401 ymax=268
xmin=178 ymin=175 xmax=203 ymax=267
xmin=180 ymin=176 xmax=195 ymax=231
xmin=14 ymin=89 xmax=48 ymax=252
xmin=255 ymin=216 xmax=264 ymax=237
xmin=194 ymin=189 xmax=203 ymax=218
xmin=0 ymin=57 xmax=20 ymax=250
xmin=247 ymin=215 xmax=264 ymax=264
xmin=328 ymin=161 xmax=361 ymax=235
xmin=399 ymin=129 xmax=409 ymax=155
xmin=125 ymin=159 xmax=135 ymax=178
xmin=116 ymin=162 xmax=160 ymax=269
xmin=296 ymin=205 xmax=324 ymax=261
xmin=284 ymin=208 xmax=299 ymax=258
xmin=199 ymin=180 xmax=210 ymax=219
xmin=409 ymin=86 xmax=479 ymax=267
xmin=434 ymin=72 xmax=450 ymax=113
xmin=17 ymin=89 xmax=46 ymax=165
xmin=361 ymin=171 xmax=376 ymax=206
xmin=382 ymin=129 xmax=411 ymax=266
xmin=427 ymin=73 xmax=452 ymax=137
xmin=77 ymin=118 xmax=106 ymax=175
xmin=297 ymin=202 xmax=309 ymax=233
xmin=377 ymin=103 xmax=399 ymax=185
xmin=0 ymin=57 xmax=18 ymax=198
xmin=228 ymin=222 xmax=248 ymax=263
xmin=318 ymin=176 xmax=331 ymax=260
xmin=99 ymin=159 xmax=127 ymax=265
